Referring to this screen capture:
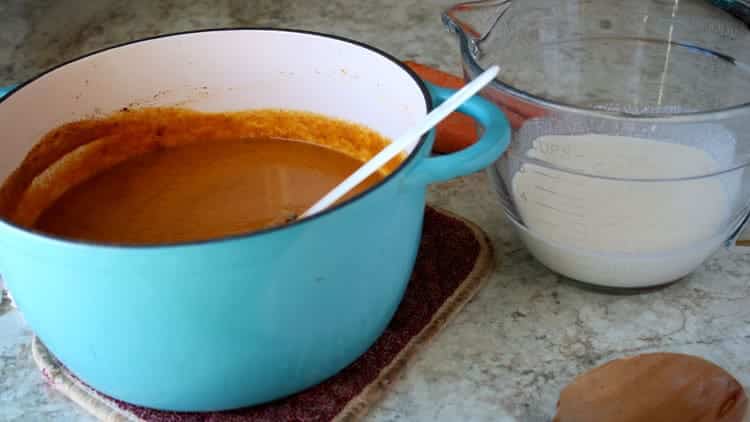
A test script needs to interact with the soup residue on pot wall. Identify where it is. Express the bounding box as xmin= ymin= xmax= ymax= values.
xmin=0 ymin=107 xmax=403 ymax=244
